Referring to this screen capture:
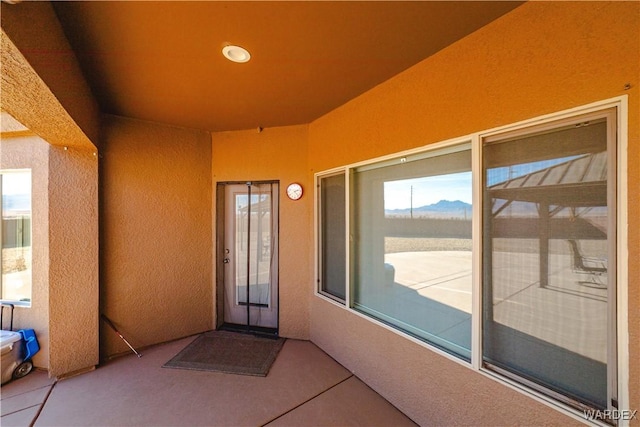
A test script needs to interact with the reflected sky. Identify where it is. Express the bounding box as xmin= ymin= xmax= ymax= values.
xmin=1 ymin=171 xmax=31 ymax=195
xmin=1 ymin=171 xmax=31 ymax=213
xmin=384 ymin=171 xmax=472 ymax=210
